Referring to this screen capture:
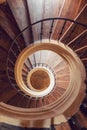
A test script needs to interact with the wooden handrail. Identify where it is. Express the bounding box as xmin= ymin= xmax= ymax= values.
xmin=0 ymin=40 xmax=86 ymax=120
